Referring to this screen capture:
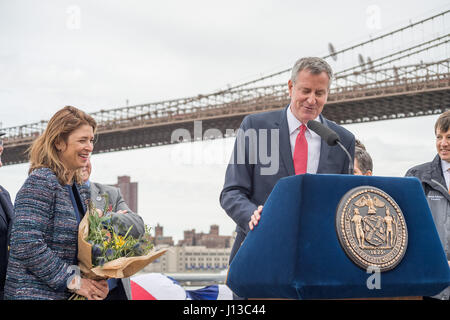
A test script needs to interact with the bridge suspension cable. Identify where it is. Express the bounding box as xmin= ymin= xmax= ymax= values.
xmin=1 ymin=9 xmax=449 ymax=154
